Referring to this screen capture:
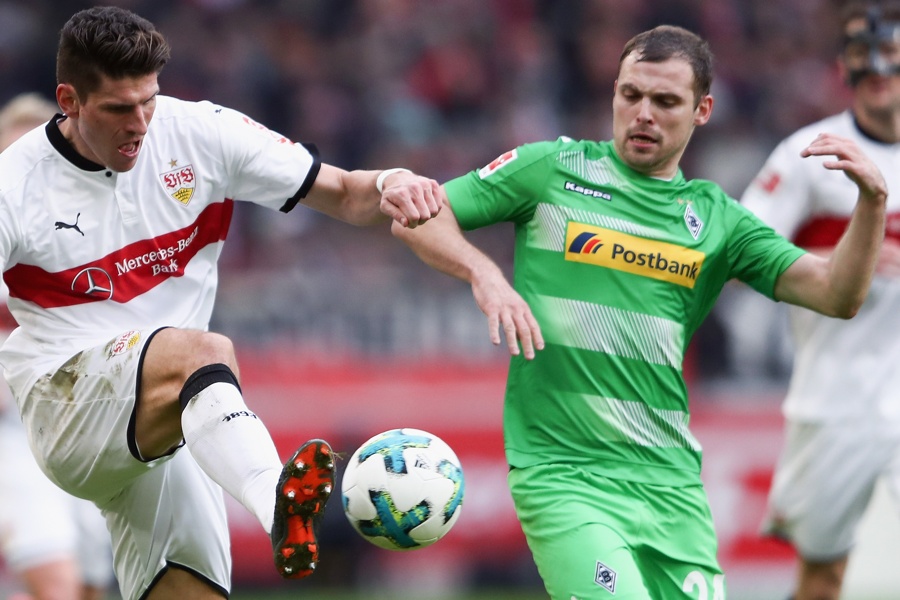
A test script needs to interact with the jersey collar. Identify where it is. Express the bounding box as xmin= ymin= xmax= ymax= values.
xmin=850 ymin=110 xmax=897 ymax=146
xmin=608 ymin=141 xmax=686 ymax=186
xmin=46 ymin=114 xmax=106 ymax=172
